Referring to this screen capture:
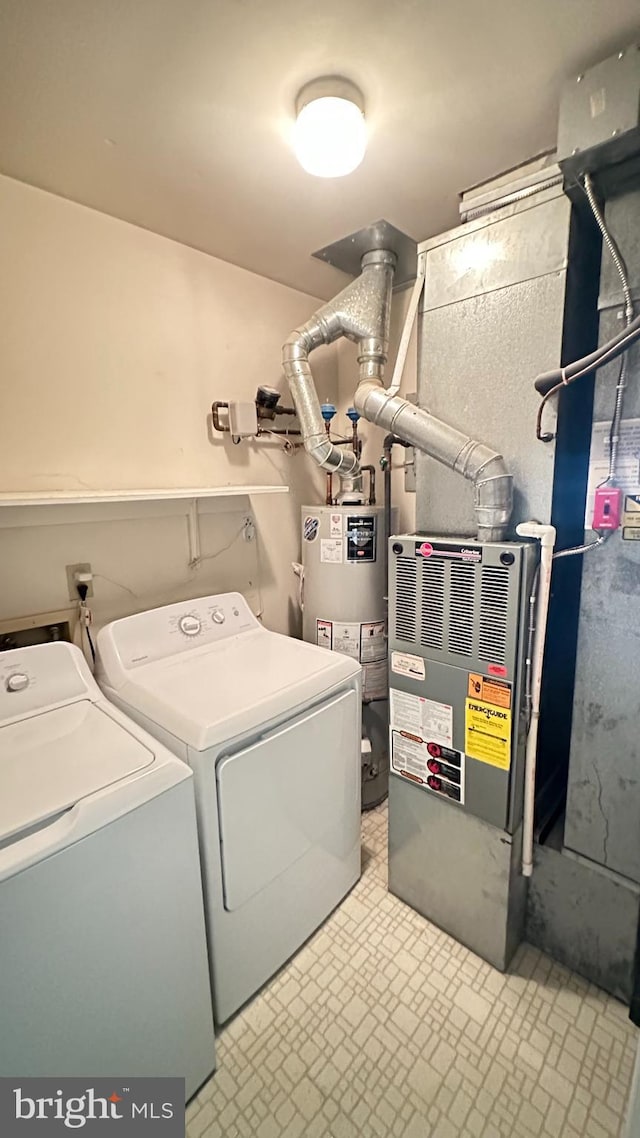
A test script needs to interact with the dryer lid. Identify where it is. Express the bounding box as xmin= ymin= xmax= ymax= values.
xmin=105 ymin=628 xmax=360 ymax=751
xmin=0 ymin=701 xmax=154 ymax=844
